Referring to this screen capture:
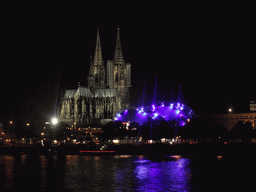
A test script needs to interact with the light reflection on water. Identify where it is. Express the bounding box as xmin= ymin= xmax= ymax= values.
xmin=1 ymin=154 xmax=255 ymax=191
xmin=134 ymin=156 xmax=192 ymax=191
